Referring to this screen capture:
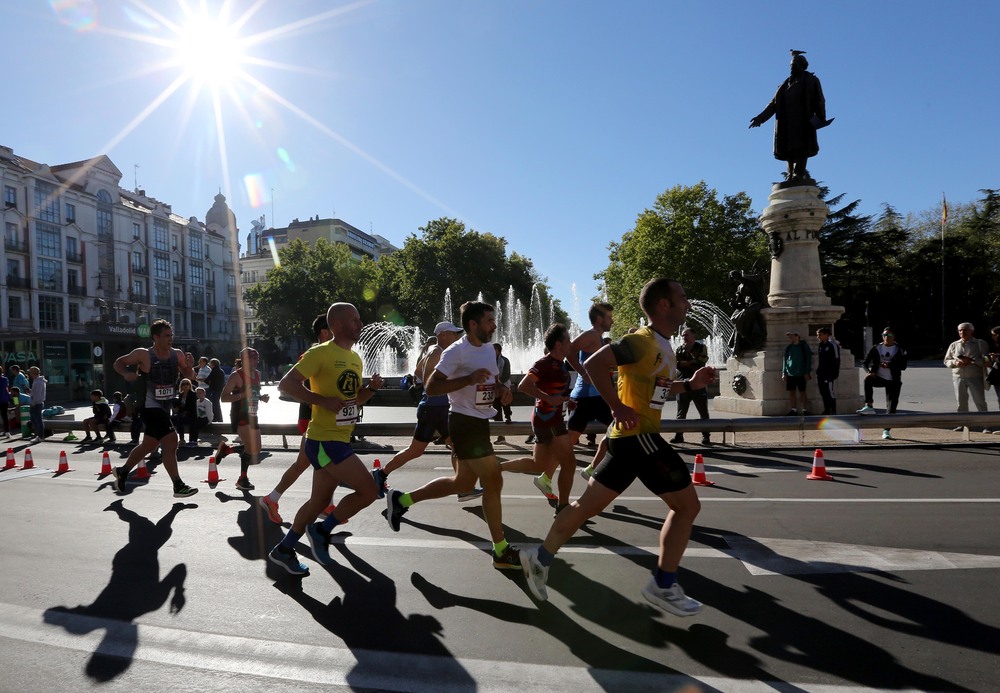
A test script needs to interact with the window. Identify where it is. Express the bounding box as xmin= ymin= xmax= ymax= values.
xmin=39 ymin=295 xmax=64 ymax=331
xmin=189 ymin=262 xmax=203 ymax=286
xmin=191 ymin=286 xmax=204 ymax=310
xmin=172 ymin=234 xmax=179 ymax=251
xmin=37 ymin=258 xmax=62 ymax=291
xmin=66 ymin=236 xmax=78 ymax=256
xmin=153 ymin=252 xmax=170 ymax=279
xmin=3 ymin=185 xmax=16 ymax=208
xmin=8 ymin=296 xmax=21 ymax=320
xmin=154 ymin=280 xmax=170 ymax=306
xmin=132 ymin=250 xmax=144 ymax=270
xmin=67 ymin=268 xmax=79 ymax=291
xmin=172 ymin=260 xmax=181 ymax=279
xmin=132 ymin=279 xmax=146 ymax=300
xmin=66 ymin=203 xmax=76 ymax=223
xmin=188 ymin=232 xmax=203 ymax=260
xmin=7 ymin=259 xmax=20 ymax=278
xmin=5 ymin=222 xmax=17 ymax=244
xmin=34 ymin=181 xmax=59 ymax=223
xmin=36 ymin=222 xmax=62 ymax=258
xmin=153 ymin=218 xmax=169 ymax=251
xmin=132 ymin=222 xmax=141 ymax=240
xmin=97 ymin=190 xmax=113 ymax=239
xmin=69 ymin=302 xmax=80 ymax=323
